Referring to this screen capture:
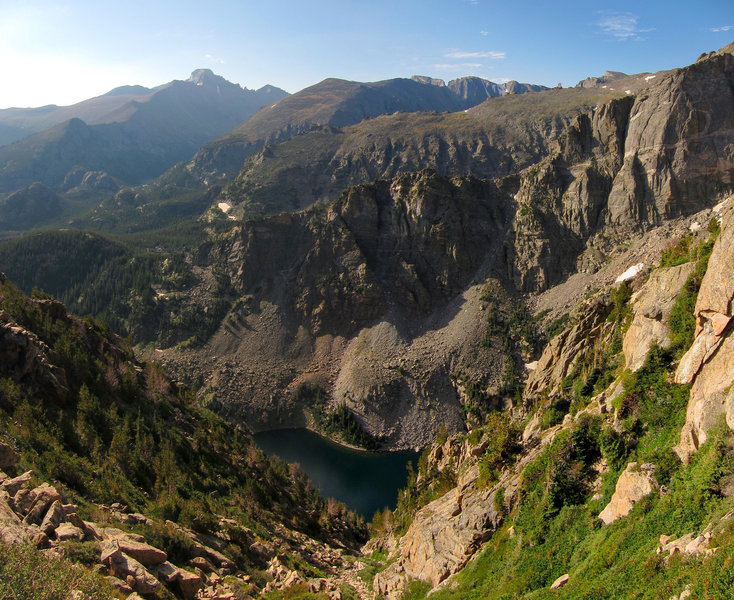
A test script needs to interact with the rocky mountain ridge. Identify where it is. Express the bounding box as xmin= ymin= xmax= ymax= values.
xmin=171 ymin=74 xmax=550 ymax=188
xmin=153 ymin=44 xmax=734 ymax=451
xmin=214 ymin=86 xmax=621 ymax=219
xmin=2 ymin=42 xmax=734 ymax=600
